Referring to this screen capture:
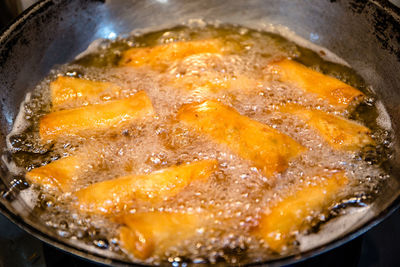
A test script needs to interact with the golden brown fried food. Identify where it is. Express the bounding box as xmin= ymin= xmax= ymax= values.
xmin=117 ymin=212 xmax=201 ymax=260
xmin=253 ymin=171 xmax=348 ymax=251
xmin=177 ymin=100 xmax=305 ymax=177
xmin=268 ymin=59 xmax=364 ymax=110
xmin=25 ymin=156 xmax=80 ymax=192
xmin=170 ymin=73 xmax=263 ymax=94
xmin=74 ymin=159 xmax=218 ymax=215
xmin=50 ymin=76 xmax=121 ymax=109
xmin=39 ymin=91 xmax=154 ymax=141
xmin=119 ymin=39 xmax=235 ymax=70
xmin=278 ymin=105 xmax=373 ymax=151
